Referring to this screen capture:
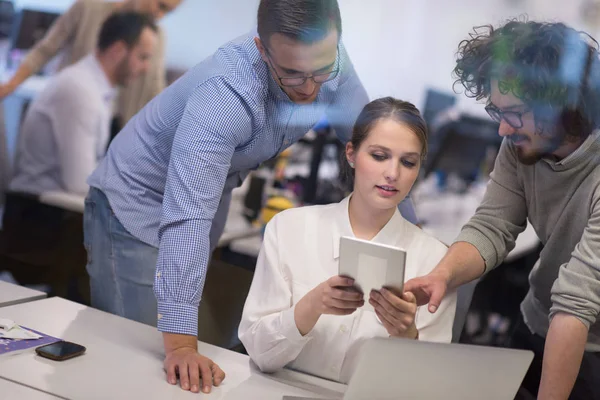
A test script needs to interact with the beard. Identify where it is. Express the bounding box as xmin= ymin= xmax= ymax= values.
xmin=515 ymin=145 xmax=545 ymax=165
xmin=114 ymin=58 xmax=131 ymax=87
xmin=512 ymin=127 xmax=566 ymax=165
